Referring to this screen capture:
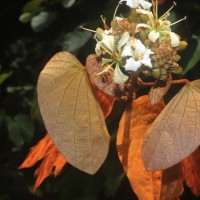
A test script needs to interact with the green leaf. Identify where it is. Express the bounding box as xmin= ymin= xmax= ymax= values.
xmin=0 ymin=72 xmax=12 ymax=85
xmin=7 ymin=114 xmax=35 ymax=147
xmin=62 ymin=0 xmax=76 ymax=8
xmin=182 ymin=35 xmax=200 ymax=75
xmin=23 ymin=0 xmax=43 ymax=14
xmin=31 ymin=11 xmax=57 ymax=32
xmin=61 ymin=30 xmax=92 ymax=54
xmin=19 ymin=12 xmax=33 ymax=23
